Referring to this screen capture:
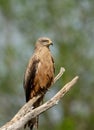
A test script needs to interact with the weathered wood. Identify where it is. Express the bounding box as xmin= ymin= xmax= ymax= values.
xmin=0 ymin=67 xmax=79 ymax=130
